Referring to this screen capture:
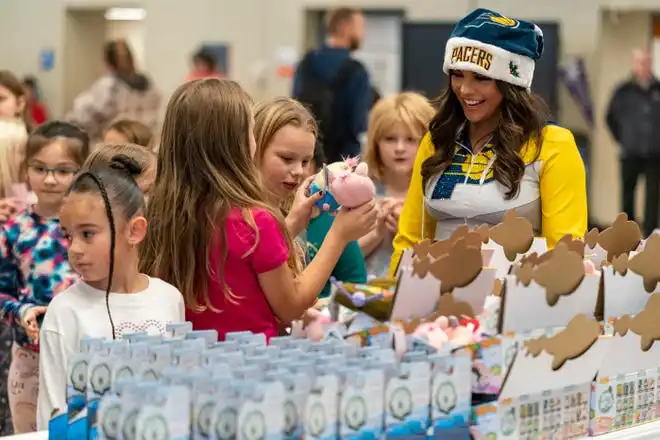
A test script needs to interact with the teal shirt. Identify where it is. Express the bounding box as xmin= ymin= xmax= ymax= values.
xmin=305 ymin=211 xmax=367 ymax=298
